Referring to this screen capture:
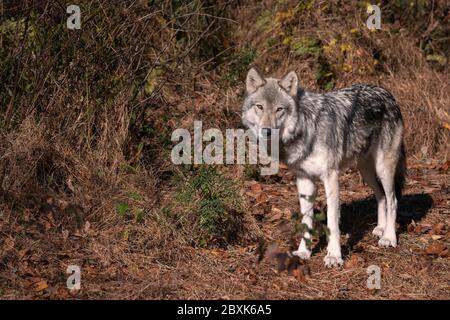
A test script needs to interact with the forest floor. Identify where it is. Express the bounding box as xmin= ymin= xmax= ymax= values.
xmin=1 ymin=158 xmax=448 ymax=299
